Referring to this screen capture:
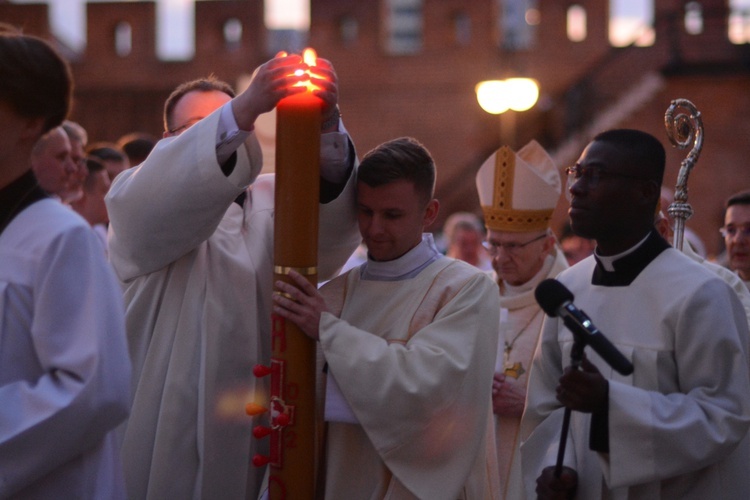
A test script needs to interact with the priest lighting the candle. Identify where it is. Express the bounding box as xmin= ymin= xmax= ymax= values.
xmin=105 ymin=51 xmax=361 ymax=500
